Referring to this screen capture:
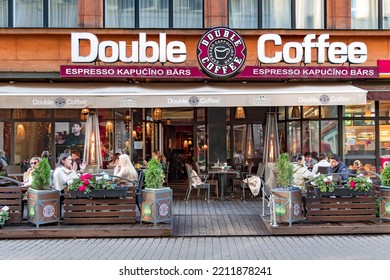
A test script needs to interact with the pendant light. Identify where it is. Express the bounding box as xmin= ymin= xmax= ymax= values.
xmin=235 ymin=107 xmax=246 ymax=119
